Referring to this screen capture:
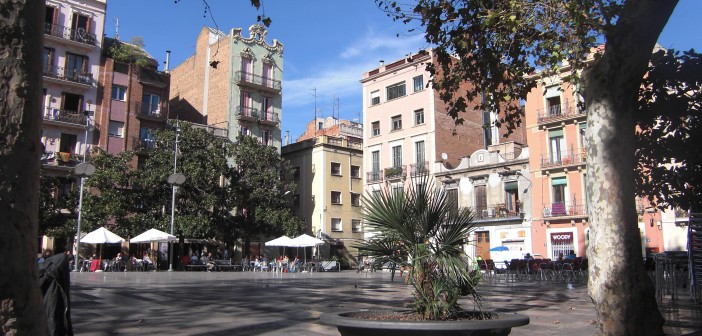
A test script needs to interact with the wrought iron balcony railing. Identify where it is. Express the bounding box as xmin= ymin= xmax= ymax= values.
xmin=43 ymin=107 xmax=87 ymax=126
xmin=43 ymin=65 xmax=92 ymax=86
xmin=536 ymin=102 xmax=585 ymax=124
xmin=474 ymin=204 xmax=524 ymax=220
xmin=367 ymin=171 xmax=382 ymax=184
xmin=134 ymin=101 xmax=167 ymax=119
xmin=542 ymin=201 xmax=588 ymax=218
xmin=235 ymin=71 xmax=281 ymax=91
xmin=44 ymin=23 xmax=97 ymax=46
xmin=541 ymin=148 xmax=586 ymax=168
xmin=236 ymin=106 xmax=259 ymax=119
xmin=410 ymin=161 xmax=429 ymax=176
